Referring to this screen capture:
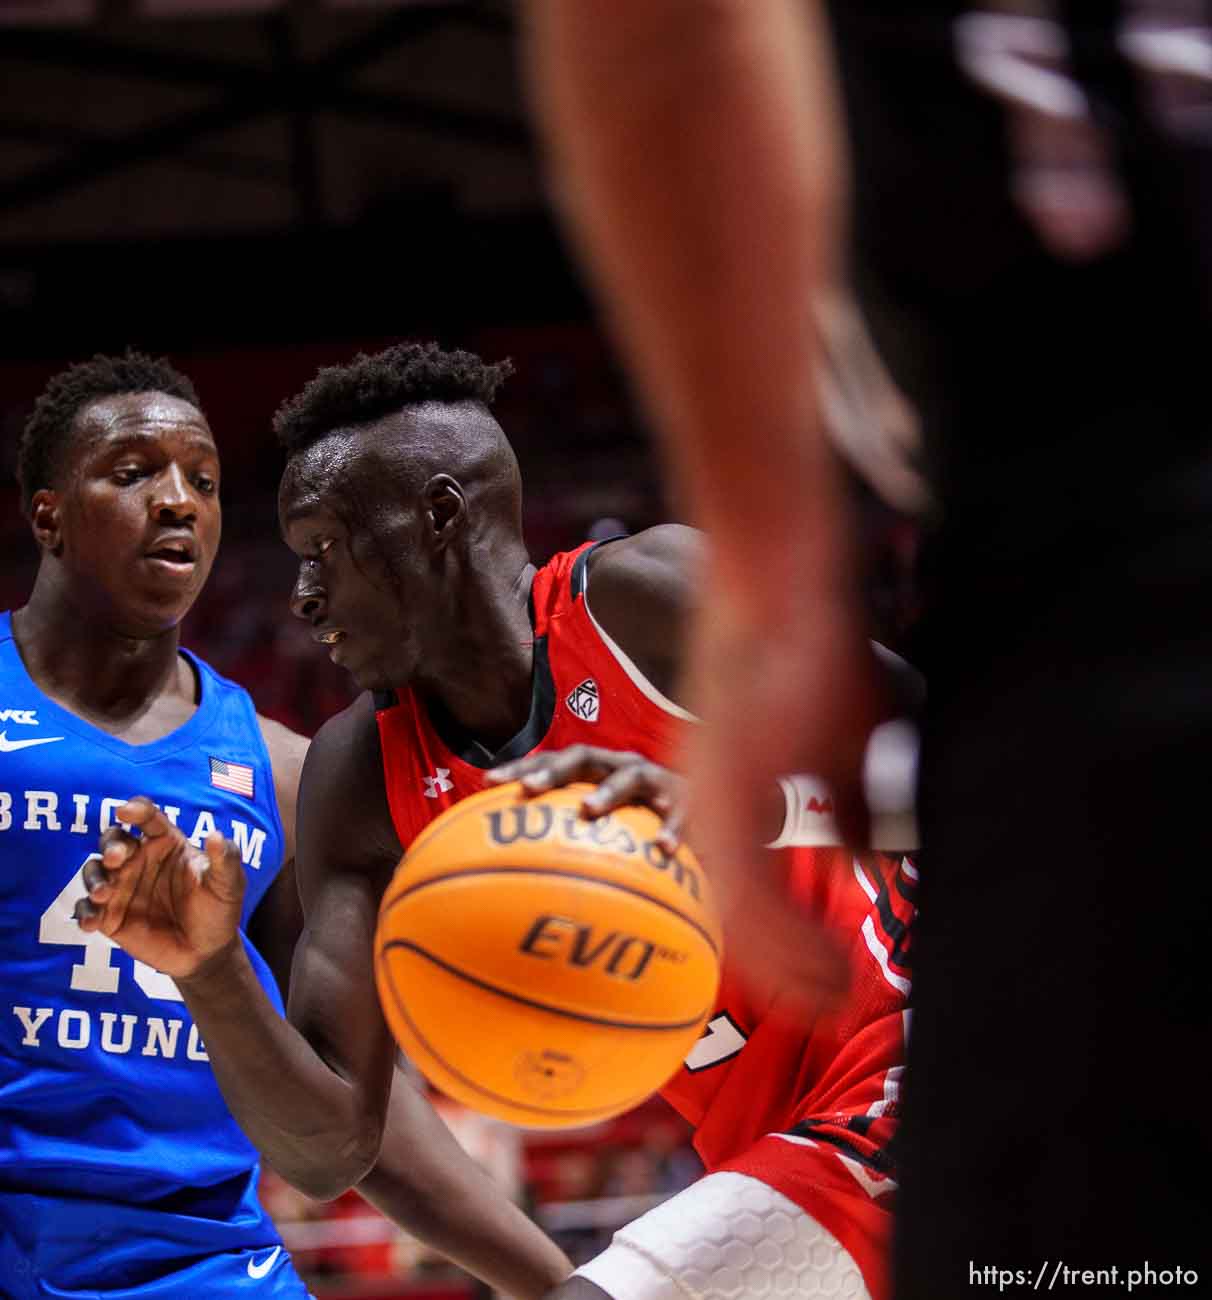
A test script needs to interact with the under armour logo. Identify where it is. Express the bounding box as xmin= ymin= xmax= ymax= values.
xmin=566 ymin=678 xmax=600 ymax=723
xmin=423 ymin=767 xmax=454 ymax=798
